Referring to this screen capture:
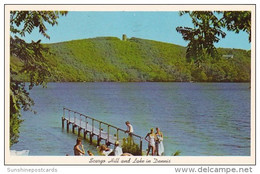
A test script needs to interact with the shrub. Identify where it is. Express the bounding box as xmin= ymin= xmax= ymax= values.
xmin=121 ymin=137 xmax=141 ymax=156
